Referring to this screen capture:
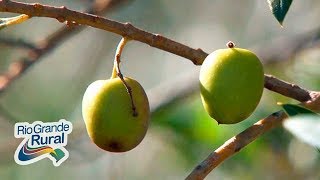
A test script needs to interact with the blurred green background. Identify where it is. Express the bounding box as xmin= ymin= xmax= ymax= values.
xmin=0 ymin=0 xmax=320 ymax=179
